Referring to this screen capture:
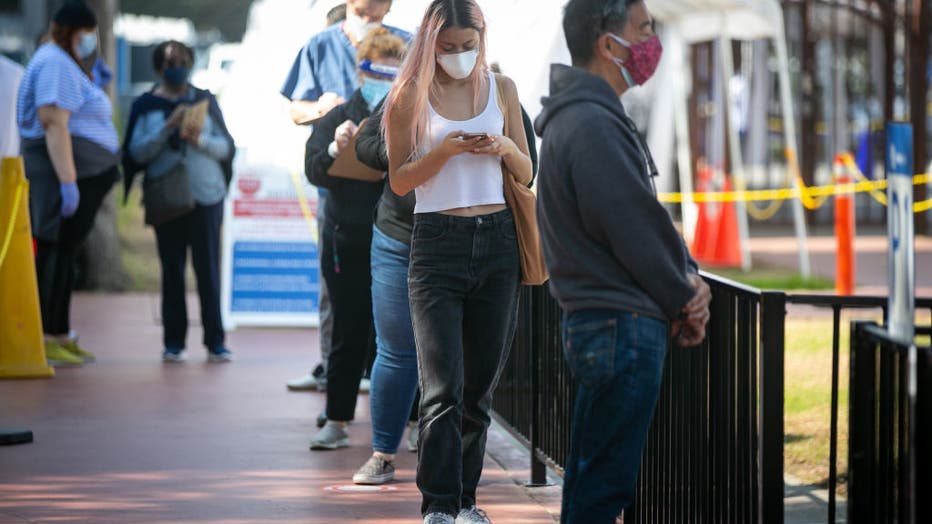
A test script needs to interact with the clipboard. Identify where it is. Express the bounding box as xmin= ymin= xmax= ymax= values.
xmin=182 ymin=99 xmax=209 ymax=131
xmin=327 ymin=119 xmax=385 ymax=182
